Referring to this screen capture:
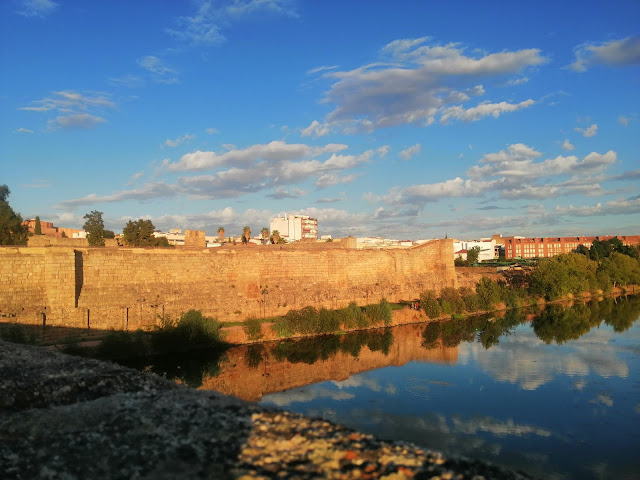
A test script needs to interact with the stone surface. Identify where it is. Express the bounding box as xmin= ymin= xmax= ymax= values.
xmin=0 ymin=340 xmax=534 ymax=479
